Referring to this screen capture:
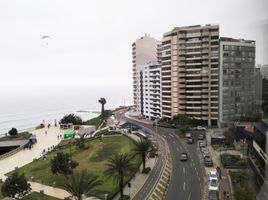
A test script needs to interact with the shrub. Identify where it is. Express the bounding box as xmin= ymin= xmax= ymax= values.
xmin=8 ymin=128 xmax=18 ymax=136
xmin=60 ymin=113 xmax=82 ymax=125
xmin=142 ymin=167 xmax=151 ymax=174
